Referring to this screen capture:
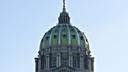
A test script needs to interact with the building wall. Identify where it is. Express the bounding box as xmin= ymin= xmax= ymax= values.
xmin=35 ymin=47 xmax=94 ymax=72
